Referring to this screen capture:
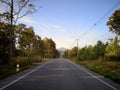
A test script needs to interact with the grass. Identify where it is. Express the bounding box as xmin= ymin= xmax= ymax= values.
xmin=77 ymin=60 xmax=120 ymax=83
xmin=0 ymin=56 xmax=46 ymax=80
xmin=0 ymin=65 xmax=16 ymax=79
